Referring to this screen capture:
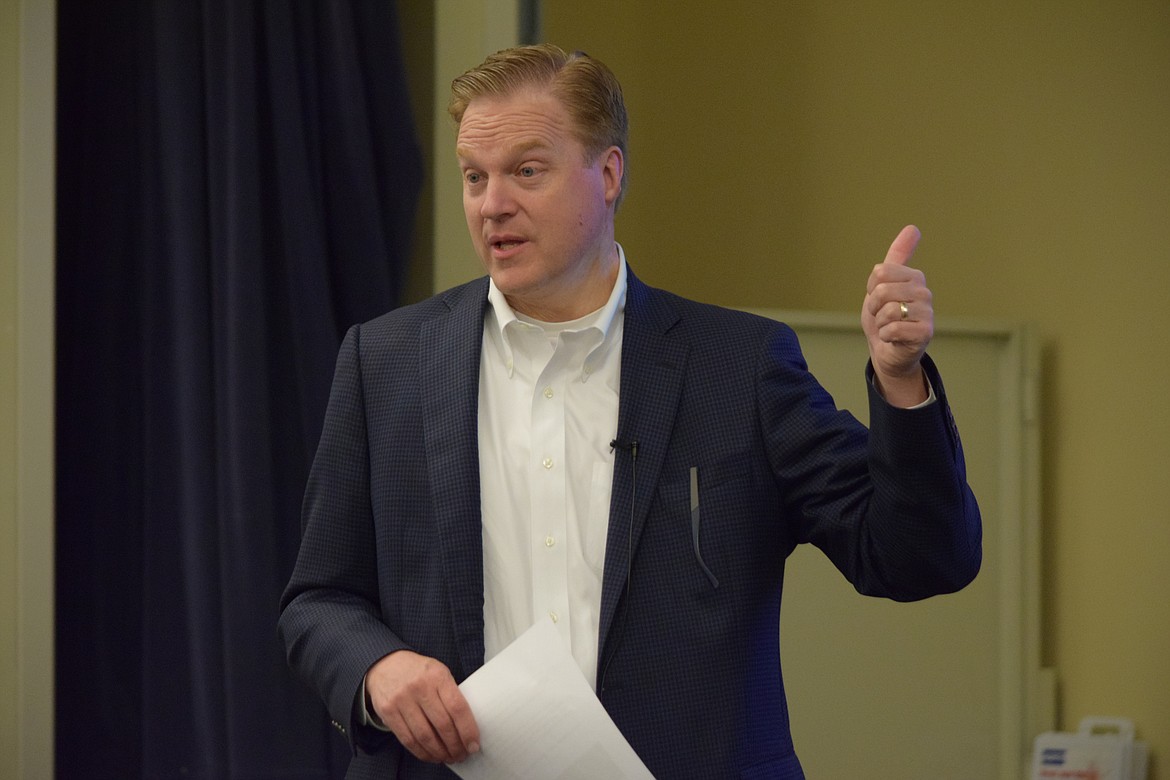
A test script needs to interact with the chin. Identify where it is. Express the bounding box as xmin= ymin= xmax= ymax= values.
xmin=486 ymin=262 xmax=533 ymax=288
